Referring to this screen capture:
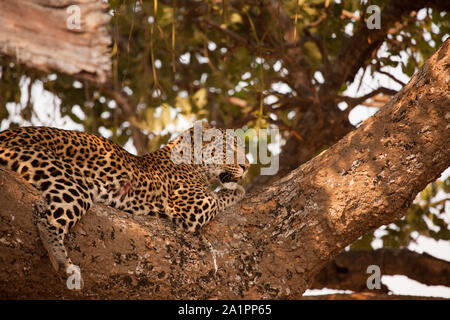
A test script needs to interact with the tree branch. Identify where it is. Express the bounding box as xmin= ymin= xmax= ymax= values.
xmin=311 ymin=249 xmax=450 ymax=292
xmin=377 ymin=70 xmax=408 ymax=87
xmin=337 ymin=87 xmax=398 ymax=108
xmin=0 ymin=0 xmax=112 ymax=84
